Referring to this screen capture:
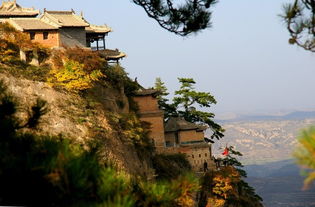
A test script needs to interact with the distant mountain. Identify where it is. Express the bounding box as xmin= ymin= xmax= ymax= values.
xmin=217 ymin=111 xmax=315 ymax=123
xmin=245 ymin=160 xmax=315 ymax=207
